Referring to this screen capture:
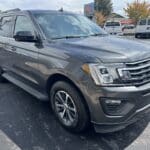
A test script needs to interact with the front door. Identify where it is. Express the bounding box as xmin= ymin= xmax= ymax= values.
xmin=9 ymin=15 xmax=40 ymax=88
